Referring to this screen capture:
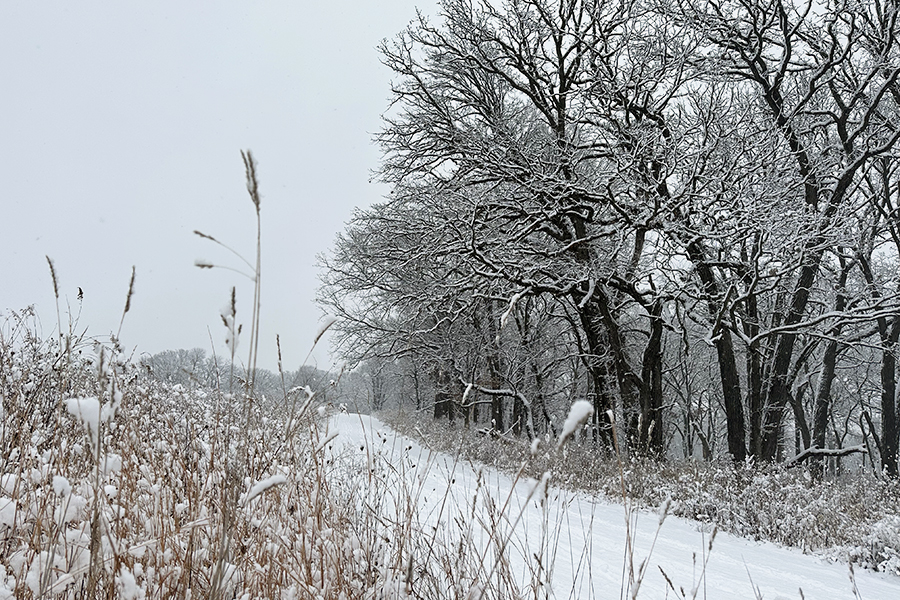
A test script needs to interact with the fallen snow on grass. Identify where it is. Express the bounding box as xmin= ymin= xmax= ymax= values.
xmin=330 ymin=413 xmax=900 ymax=600
xmin=0 ymin=499 xmax=17 ymax=528
xmin=52 ymin=475 xmax=70 ymax=497
xmin=557 ymin=399 xmax=594 ymax=448
xmin=242 ymin=474 xmax=288 ymax=505
xmin=65 ymin=396 xmax=101 ymax=443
